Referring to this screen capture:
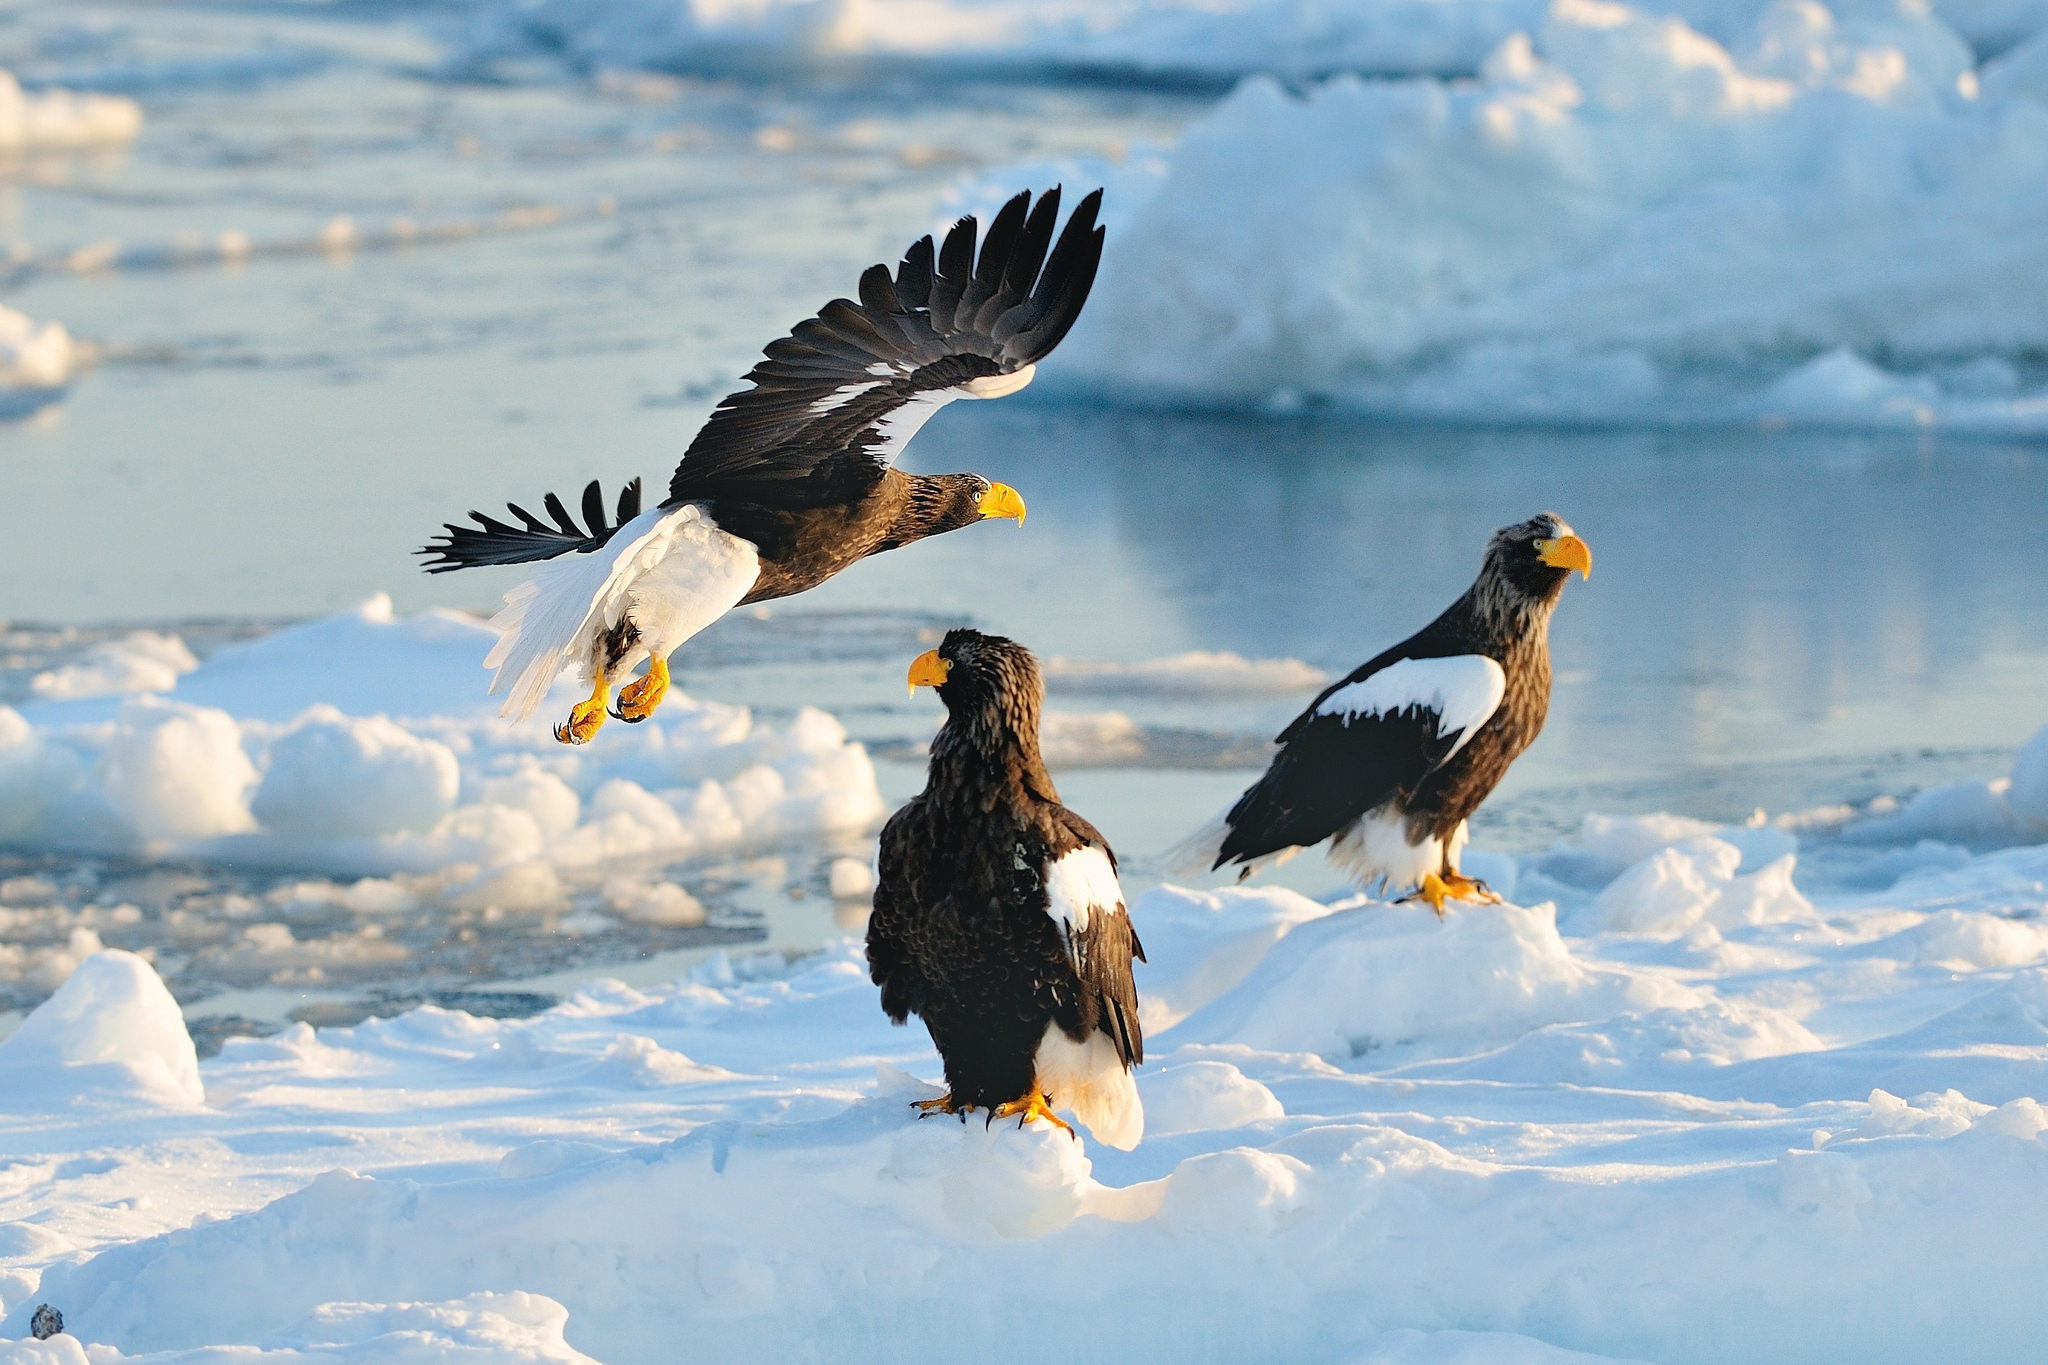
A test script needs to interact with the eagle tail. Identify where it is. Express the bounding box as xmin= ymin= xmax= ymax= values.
xmin=1035 ymin=1024 xmax=1142 ymax=1151
xmin=1162 ymin=808 xmax=1233 ymax=878
xmin=420 ymin=478 xmax=643 ymax=573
